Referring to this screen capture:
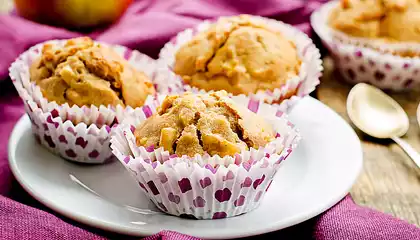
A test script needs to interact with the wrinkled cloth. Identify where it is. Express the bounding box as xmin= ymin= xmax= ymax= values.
xmin=0 ymin=0 xmax=325 ymax=80
xmin=1 ymin=190 xmax=420 ymax=240
xmin=0 ymin=0 xmax=419 ymax=240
